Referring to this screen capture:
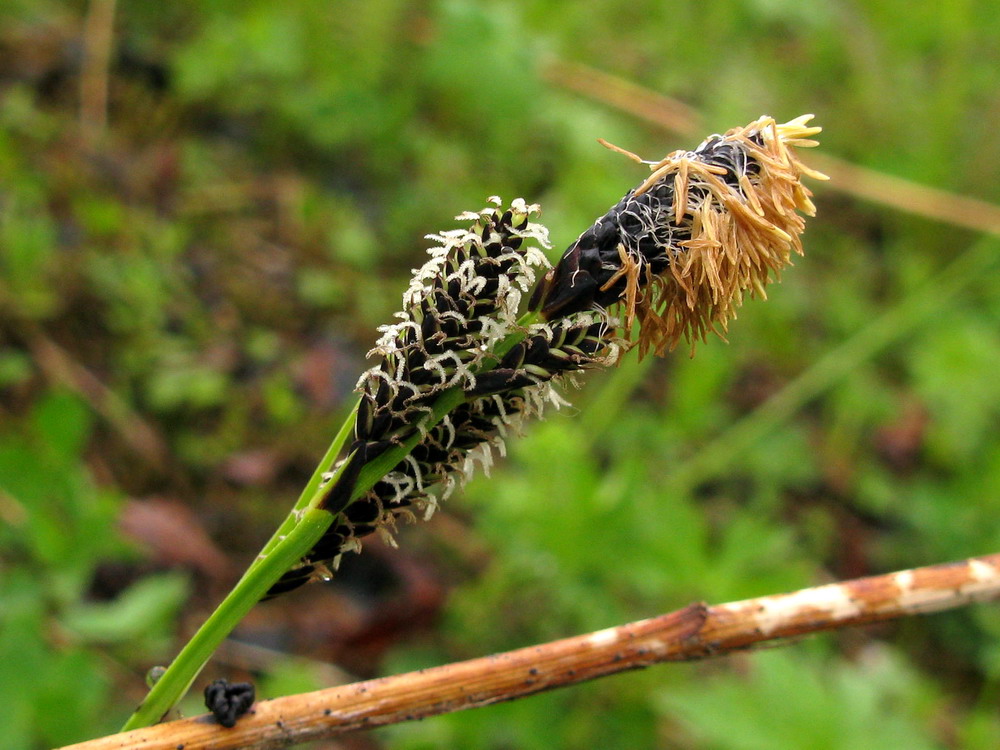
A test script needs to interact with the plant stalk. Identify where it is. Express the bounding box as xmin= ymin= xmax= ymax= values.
xmin=121 ymin=314 xmax=540 ymax=730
